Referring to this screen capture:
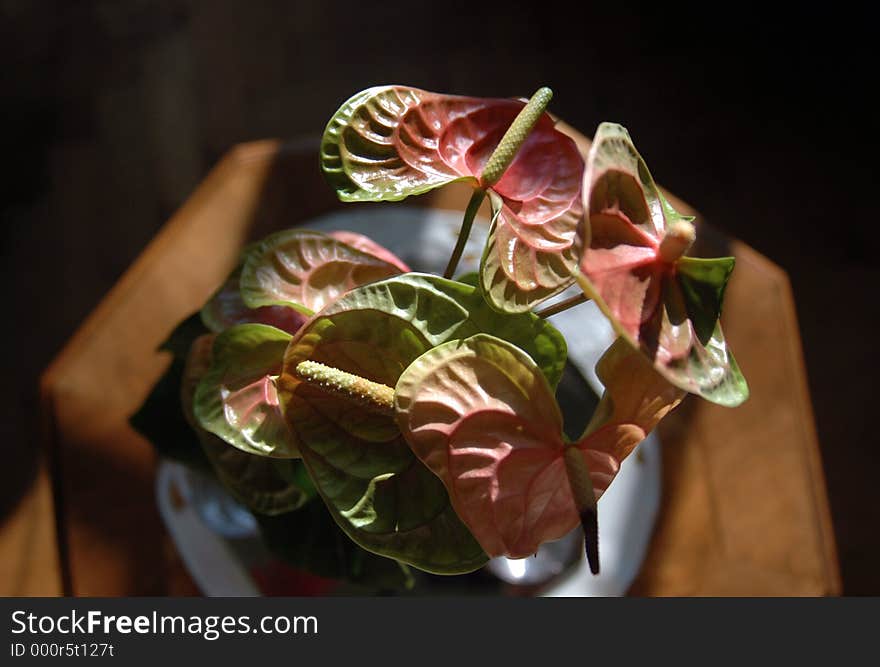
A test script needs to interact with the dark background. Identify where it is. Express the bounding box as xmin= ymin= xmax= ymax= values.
xmin=1 ymin=2 xmax=876 ymax=593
